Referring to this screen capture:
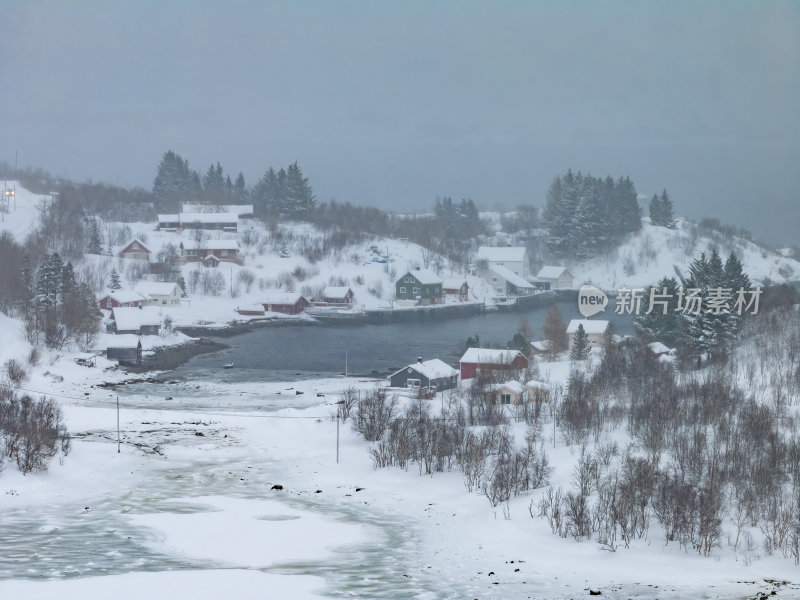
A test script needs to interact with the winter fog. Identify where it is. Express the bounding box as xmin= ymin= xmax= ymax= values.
xmin=1 ymin=1 xmax=798 ymax=243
